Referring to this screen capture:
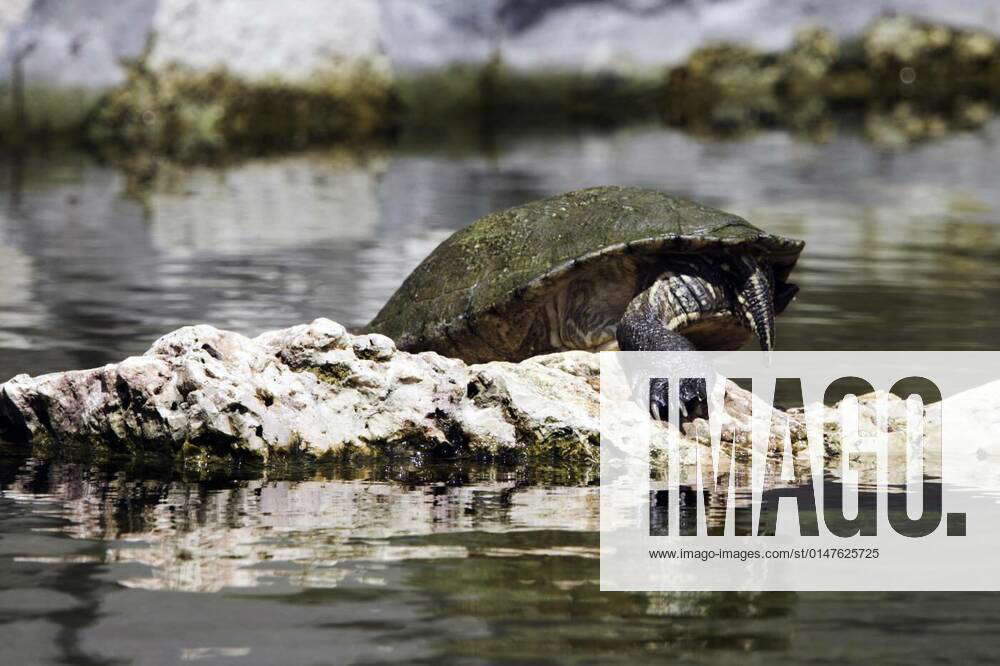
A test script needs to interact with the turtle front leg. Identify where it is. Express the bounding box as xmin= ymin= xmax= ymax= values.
xmin=616 ymin=292 xmax=697 ymax=353
xmin=616 ymin=286 xmax=707 ymax=421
